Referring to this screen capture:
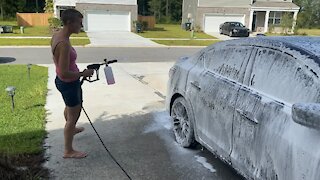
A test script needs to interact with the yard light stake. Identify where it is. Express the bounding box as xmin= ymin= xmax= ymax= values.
xmin=5 ymin=86 xmax=16 ymax=112
xmin=27 ymin=64 xmax=32 ymax=79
